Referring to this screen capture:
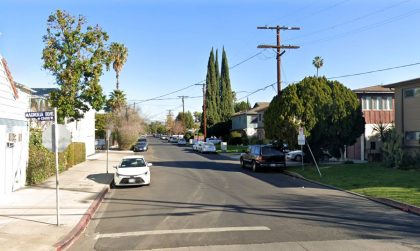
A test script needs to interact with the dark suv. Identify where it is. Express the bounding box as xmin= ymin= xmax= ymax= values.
xmin=240 ymin=145 xmax=286 ymax=172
